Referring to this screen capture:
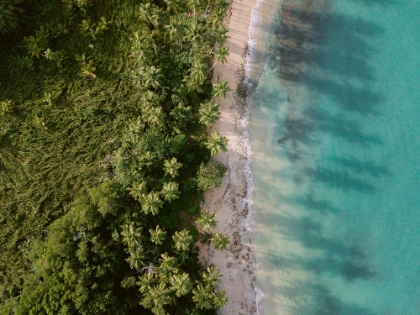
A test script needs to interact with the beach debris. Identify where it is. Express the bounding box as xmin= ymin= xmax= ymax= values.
xmin=230 ymin=242 xmax=242 ymax=253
